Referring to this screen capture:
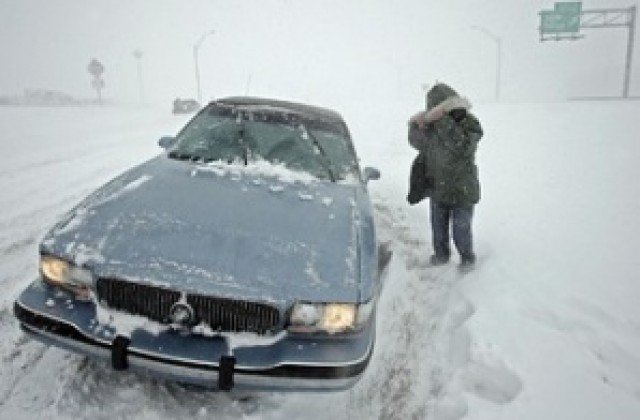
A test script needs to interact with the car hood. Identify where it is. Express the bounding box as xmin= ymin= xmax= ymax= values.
xmin=42 ymin=156 xmax=363 ymax=305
